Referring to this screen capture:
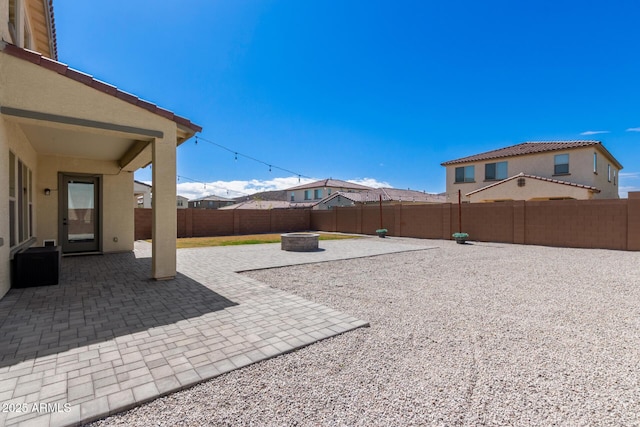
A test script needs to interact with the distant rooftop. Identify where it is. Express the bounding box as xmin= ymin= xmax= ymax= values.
xmin=219 ymin=200 xmax=315 ymax=210
xmin=286 ymin=178 xmax=373 ymax=191
xmin=189 ymin=194 xmax=234 ymax=202
xmin=441 ymin=141 xmax=622 ymax=169
xmin=324 ymin=188 xmax=445 ymax=204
